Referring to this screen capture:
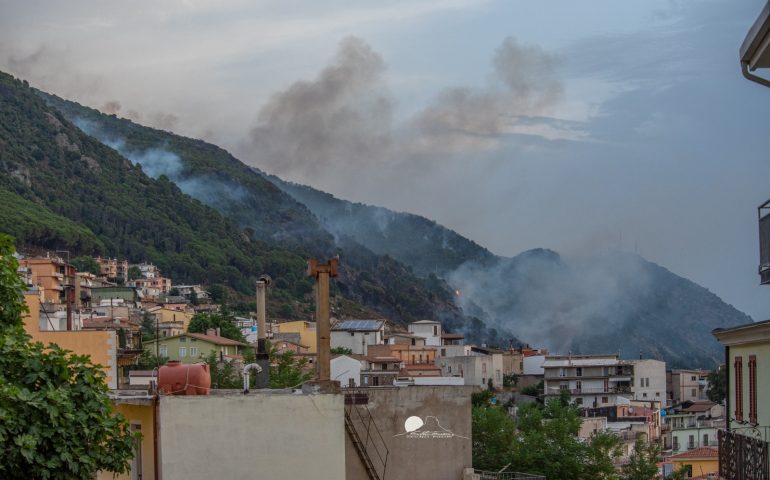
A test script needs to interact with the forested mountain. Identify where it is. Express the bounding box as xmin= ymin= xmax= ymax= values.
xmin=6 ymin=71 xmax=751 ymax=367
xmin=266 ymin=177 xmax=751 ymax=368
xmin=0 ymin=71 xmax=510 ymax=343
